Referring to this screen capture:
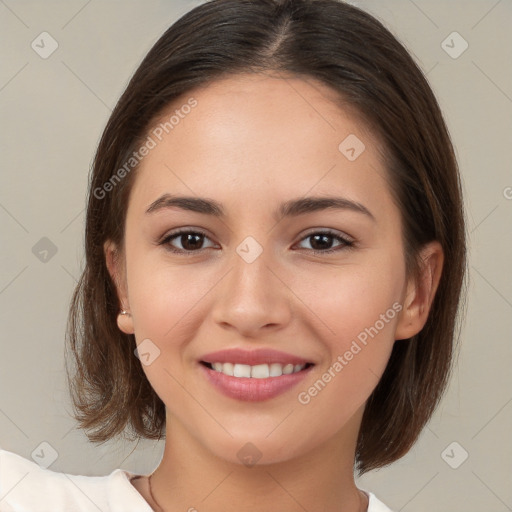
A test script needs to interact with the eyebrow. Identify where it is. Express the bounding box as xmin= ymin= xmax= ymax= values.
xmin=145 ymin=194 xmax=375 ymax=222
